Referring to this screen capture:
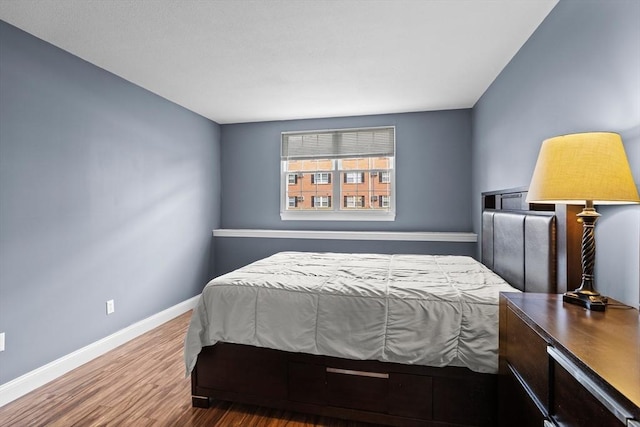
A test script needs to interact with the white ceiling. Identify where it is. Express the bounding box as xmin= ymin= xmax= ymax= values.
xmin=0 ymin=0 xmax=558 ymax=124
